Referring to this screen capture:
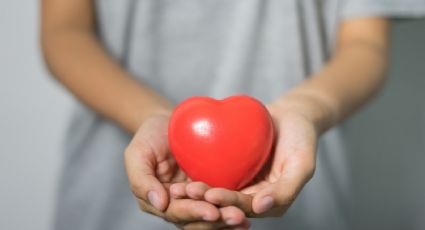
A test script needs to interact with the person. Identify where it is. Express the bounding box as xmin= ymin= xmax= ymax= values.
xmin=41 ymin=0 xmax=425 ymax=229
